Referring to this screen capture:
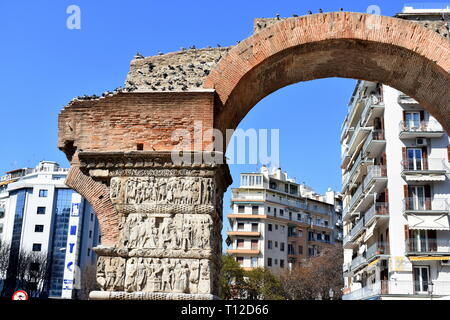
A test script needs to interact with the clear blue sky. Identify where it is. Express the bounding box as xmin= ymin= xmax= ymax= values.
xmin=0 ymin=0 xmax=418 ymax=248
